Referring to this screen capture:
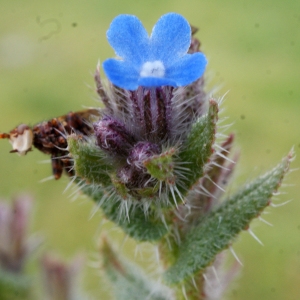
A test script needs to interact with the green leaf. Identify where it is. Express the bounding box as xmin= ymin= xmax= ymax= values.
xmin=67 ymin=134 xmax=112 ymax=187
xmin=164 ymin=152 xmax=292 ymax=284
xmin=101 ymin=236 xmax=174 ymax=300
xmin=177 ymin=99 xmax=218 ymax=194
xmin=184 ymin=133 xmax=237 ymax=226
xmin=82 ymin=186 xmax=168 ymax=242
